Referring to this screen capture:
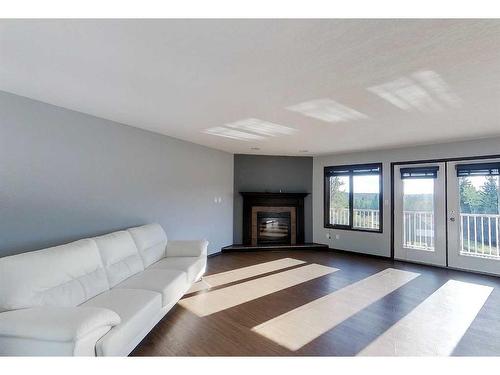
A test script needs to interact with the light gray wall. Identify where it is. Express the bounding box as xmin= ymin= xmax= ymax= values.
xmin=233 ymin=154 xmax=313 ymax=243
xmin=313 ymin=138 xmax=500 ymax=257
xmin=0 ymin=91 xmax=233 ymax=257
